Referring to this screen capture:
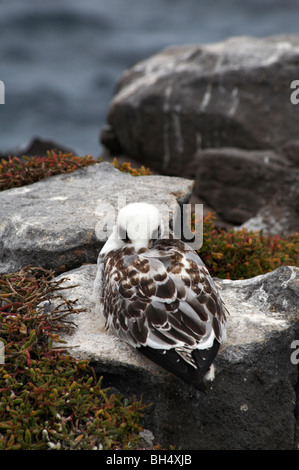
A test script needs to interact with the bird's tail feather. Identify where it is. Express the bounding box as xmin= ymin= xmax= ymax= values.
xmin=139 ymin=339 xmax=220 ymax=391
